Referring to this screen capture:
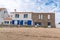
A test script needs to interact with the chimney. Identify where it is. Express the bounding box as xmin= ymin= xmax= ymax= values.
xmin=14 ymin=9 xmax=16 ymax=12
